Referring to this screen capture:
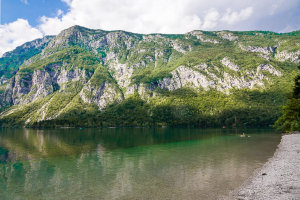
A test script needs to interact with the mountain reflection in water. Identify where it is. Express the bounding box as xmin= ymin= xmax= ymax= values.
xmin=0 ymin=128 xmax=280 ymax=200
